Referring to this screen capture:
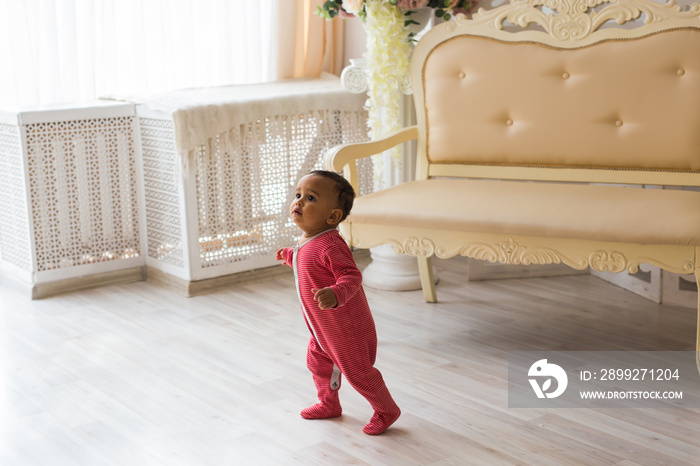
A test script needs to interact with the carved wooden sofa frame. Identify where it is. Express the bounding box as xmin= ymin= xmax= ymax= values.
xmin=325 ymin=0 xmax=700 ymax=365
